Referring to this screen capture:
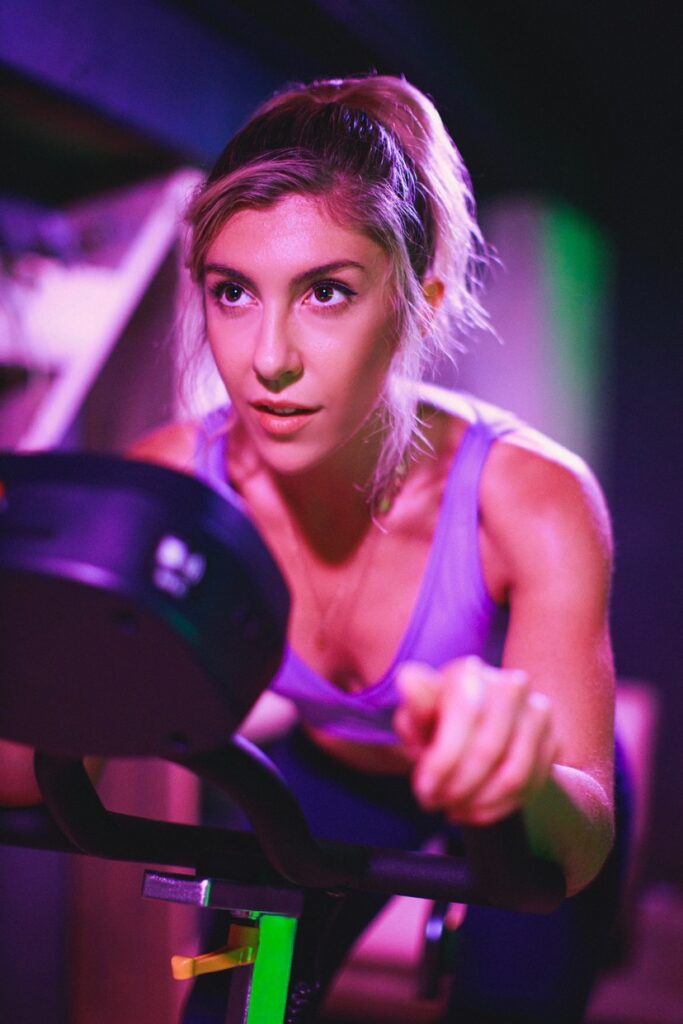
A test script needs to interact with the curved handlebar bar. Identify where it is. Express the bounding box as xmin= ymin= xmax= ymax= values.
xmin=32 ymin=738 xmax=565 ymax=914
xmin=0 ymin=453 xmax=565 ymax=916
